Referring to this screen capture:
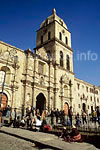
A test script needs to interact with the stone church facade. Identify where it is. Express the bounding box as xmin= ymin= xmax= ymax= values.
xmin=0 ymin=9 xmax=100 ymax=115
